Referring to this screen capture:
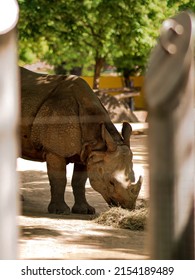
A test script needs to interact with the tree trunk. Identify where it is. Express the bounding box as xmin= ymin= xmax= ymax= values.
xmin=93 ymin=56 xmax=105 ymax=89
